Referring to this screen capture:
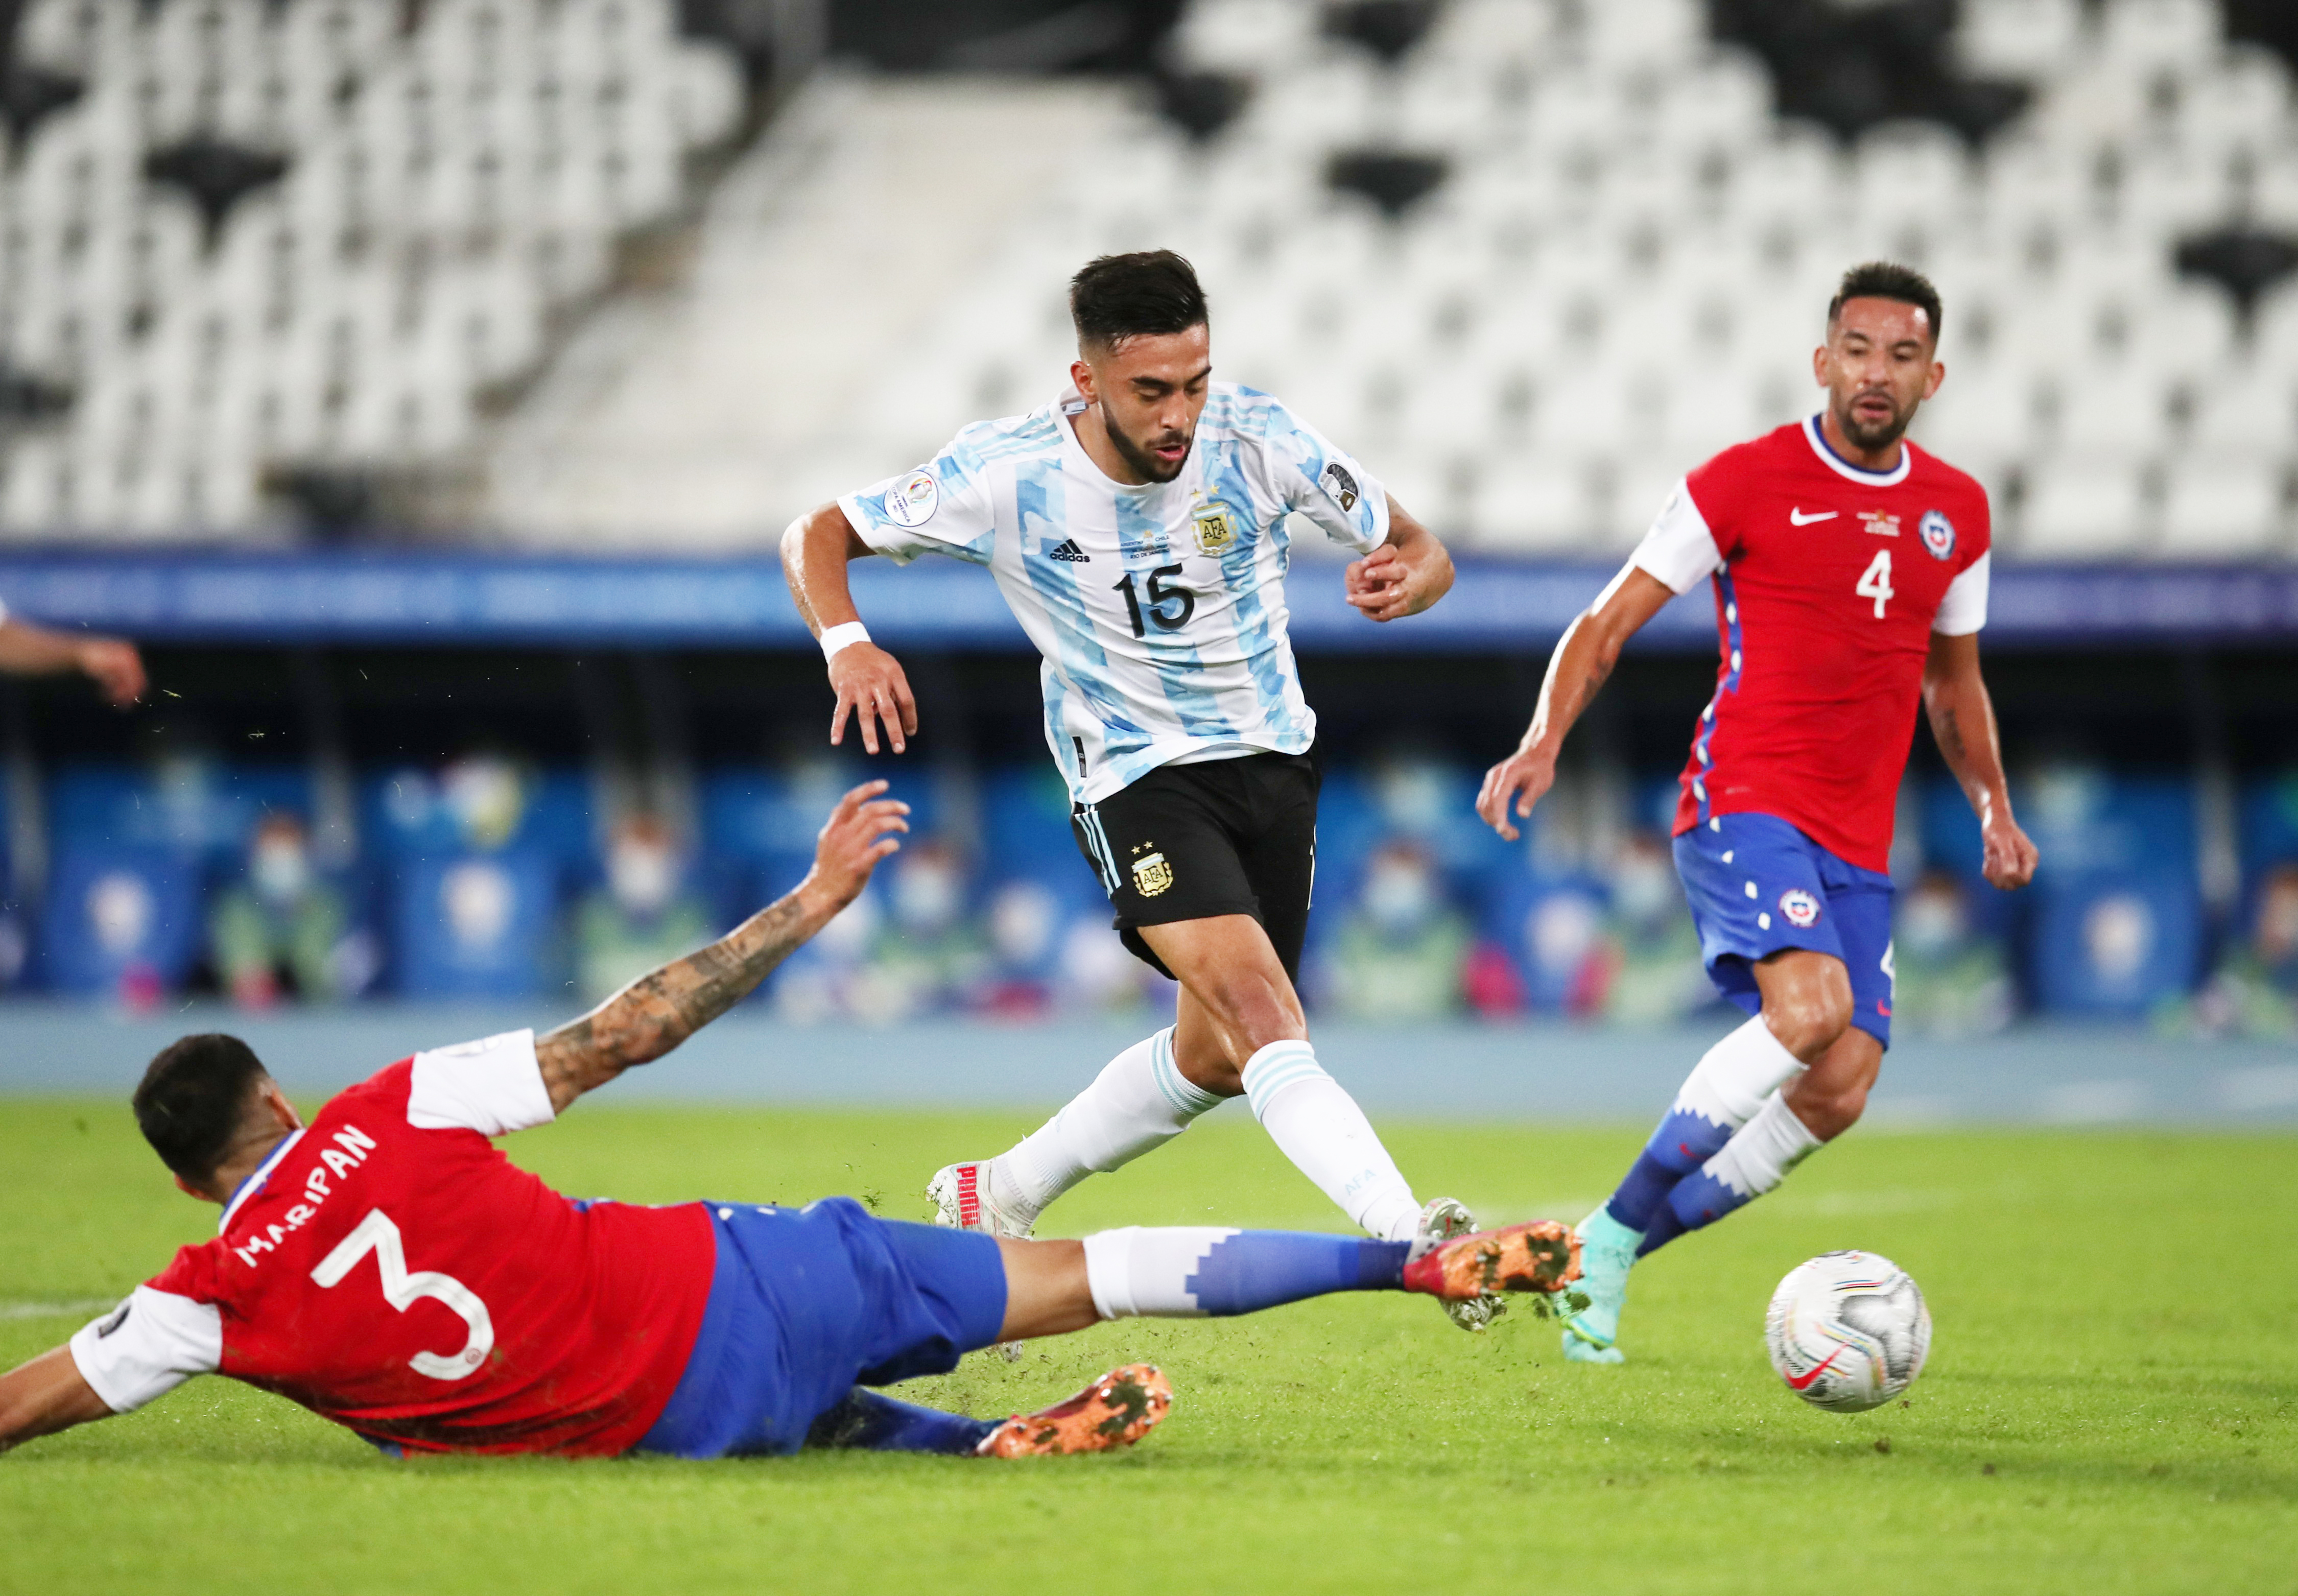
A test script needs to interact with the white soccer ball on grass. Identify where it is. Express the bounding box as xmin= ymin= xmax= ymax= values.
xmin=1764 ymin=1250 xmax=1931 ymax=1412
